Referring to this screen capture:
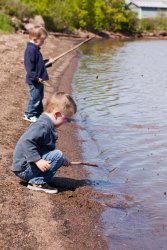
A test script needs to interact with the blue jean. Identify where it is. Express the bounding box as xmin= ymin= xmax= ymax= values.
xmin=14 ymin=150 xmax=64 ymax=185
xmin=25 ymin=82 xmax=44 ymax=118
